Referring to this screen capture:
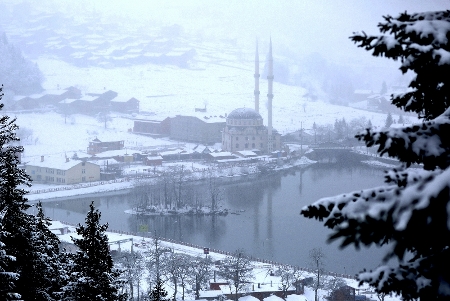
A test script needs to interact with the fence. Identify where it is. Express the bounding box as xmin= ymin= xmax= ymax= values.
xmin=58 ymin=220 xmax=356 ymax=280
